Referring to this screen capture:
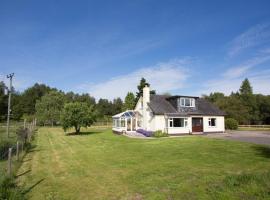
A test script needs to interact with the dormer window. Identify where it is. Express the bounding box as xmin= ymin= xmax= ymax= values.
xmin=179 ymin=97 xmax=195 ymax=107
